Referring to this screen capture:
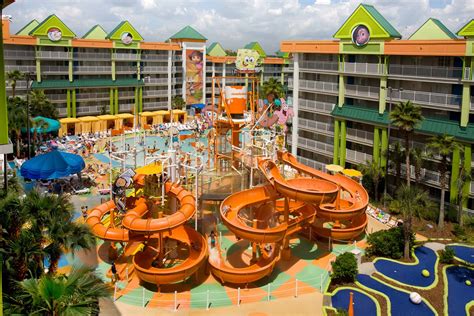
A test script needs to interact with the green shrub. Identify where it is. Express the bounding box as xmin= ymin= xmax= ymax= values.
xmin=366 ymin=227 xmax=414 ymax=259
xmin=439 ymin=248 xmax=455 ymax=264
xmin=331 ymin=252 xmax=358 ymax=284
xmin=453 ymin=224 xmax=466 ymax=240
xmin=335 ymin=308 xmax=348 ymax=316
